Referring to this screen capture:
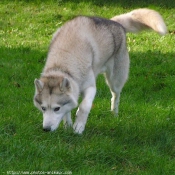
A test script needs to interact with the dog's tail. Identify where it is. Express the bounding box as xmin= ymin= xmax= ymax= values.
xmin=111 ymin=8 xmax=167 ymax=35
